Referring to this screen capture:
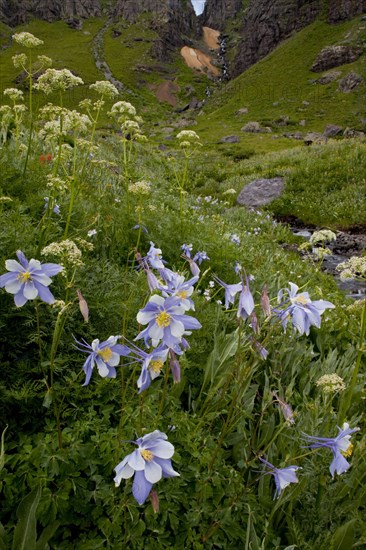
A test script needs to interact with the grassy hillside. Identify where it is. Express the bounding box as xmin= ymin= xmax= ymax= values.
xmin=196 ymin=18 xmax=366 ymax=150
